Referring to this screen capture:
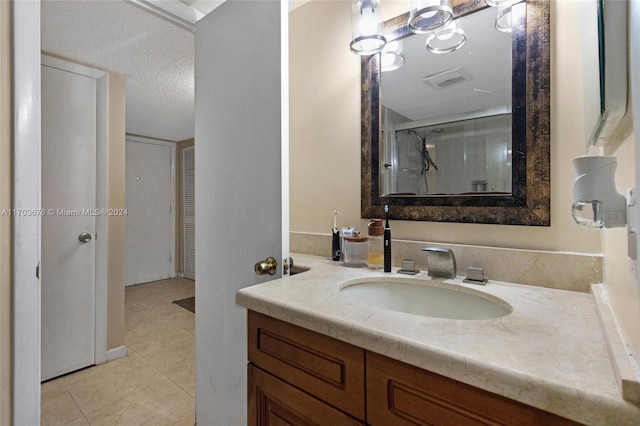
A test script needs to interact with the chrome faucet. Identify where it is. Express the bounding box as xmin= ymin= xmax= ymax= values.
xmin=421 ymin=247 xmax=456 ymax=279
